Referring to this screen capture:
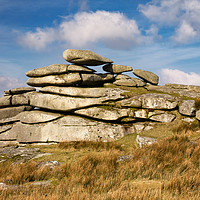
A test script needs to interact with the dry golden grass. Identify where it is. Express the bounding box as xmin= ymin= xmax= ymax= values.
xmin=0 ymin=122 xmax=200 ymax=199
